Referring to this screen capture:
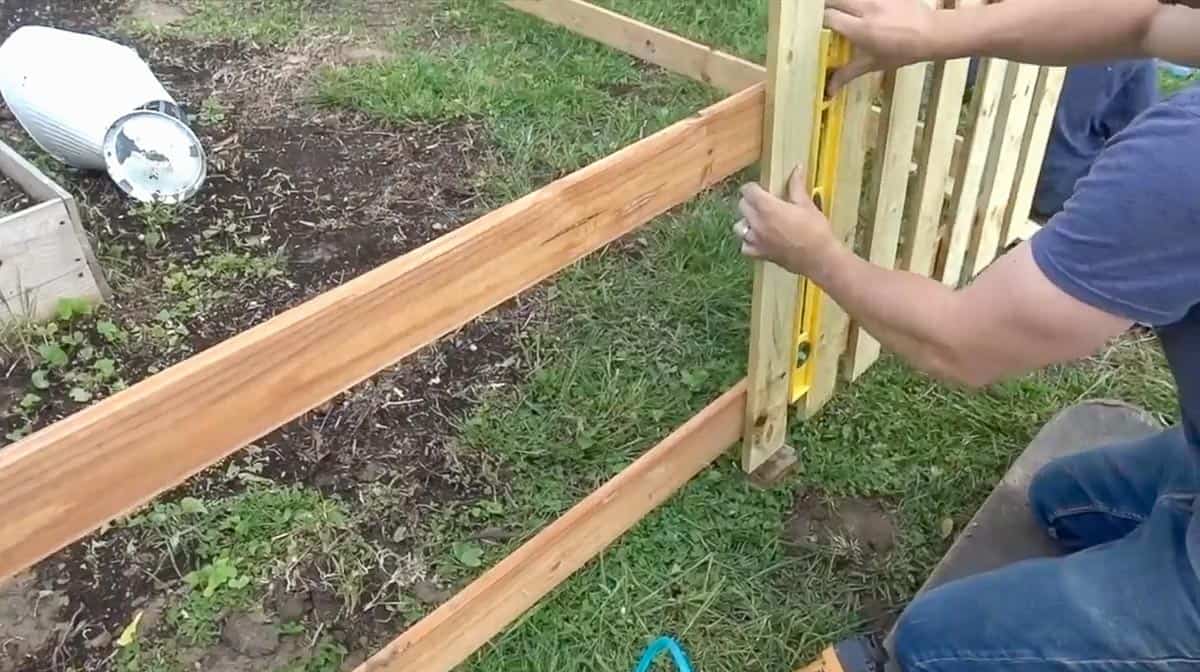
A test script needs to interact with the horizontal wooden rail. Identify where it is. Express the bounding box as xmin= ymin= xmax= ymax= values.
xmin=505 ymin=0 xmax=964 ymax=175
xmin=0 ymin=84 xmax=765 ymax=582
xmin=506 ymin=0 xmax=762 ymax=94
xmin=358 ymin=381 xmax=747 ymax=672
